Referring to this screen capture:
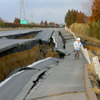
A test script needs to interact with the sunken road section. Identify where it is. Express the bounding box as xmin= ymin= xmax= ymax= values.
xmin=0 ymin=29 xmax=61 ymax=82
